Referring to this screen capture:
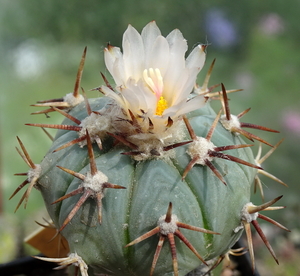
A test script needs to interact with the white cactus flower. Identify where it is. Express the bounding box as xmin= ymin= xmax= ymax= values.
xmin=101 ymin=21 xmax=207 ymax=136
